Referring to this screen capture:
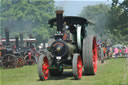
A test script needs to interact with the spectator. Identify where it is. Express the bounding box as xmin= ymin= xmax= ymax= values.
xmin=119 ymin=48 xmax=122 ymax=56
xmin=124 ymin=46 xmax=128 ymax=57
xmin=114 ymin=47 xmax=119 ymax=58
xmin=103 ymin=47 xmax=107 ymax=58
xmin=109 ymin=47 xmax=113 ymax=57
